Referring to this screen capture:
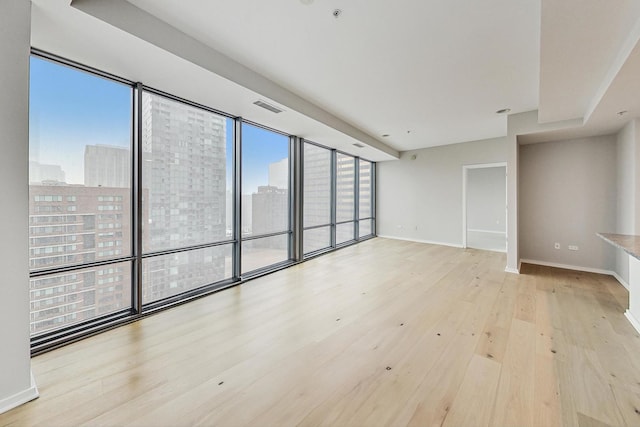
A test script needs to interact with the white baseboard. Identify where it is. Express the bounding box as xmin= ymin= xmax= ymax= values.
xmin=625 ymin=310 xmax=640 ymax=335
xmin=476 ymin=247 xmax=507 ymax=254
xmin=467 ymin=229 xmax=506 ymax=235
xmin=505 ymin=260 xmax=522 ymax=274
xmin=376 ymin=234 xmax=463 ymax=249
xmin=505 ymin=266 xmax=520 ymax=274
xmin=611 ymin=271 xmax=630 ymax=291
xmin=0 ymin=371 xmax=39 ymax=415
